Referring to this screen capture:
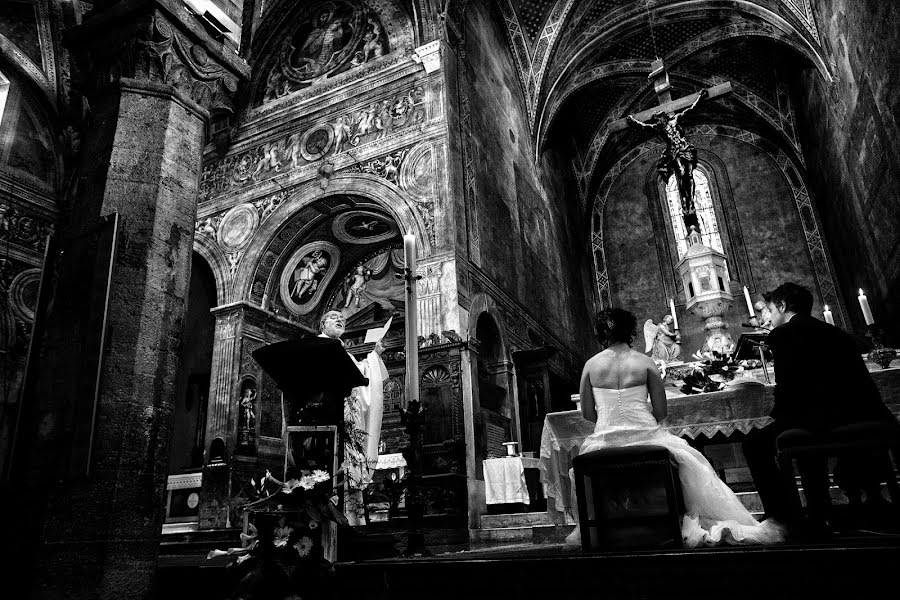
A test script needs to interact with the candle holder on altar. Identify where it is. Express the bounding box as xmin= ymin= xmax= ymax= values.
xmin=676 ymin=229 xmax=735 ymax=355
xmin=866 ymin=324 xmax=897 ymax=369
